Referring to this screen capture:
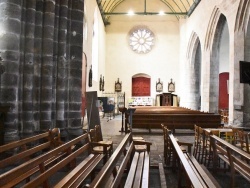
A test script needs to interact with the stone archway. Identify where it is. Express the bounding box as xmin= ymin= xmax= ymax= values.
xmin=209 ymin=14 xmax=228 ymax=113
xmin=186 ymin=32 xmax=201 ymax=110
